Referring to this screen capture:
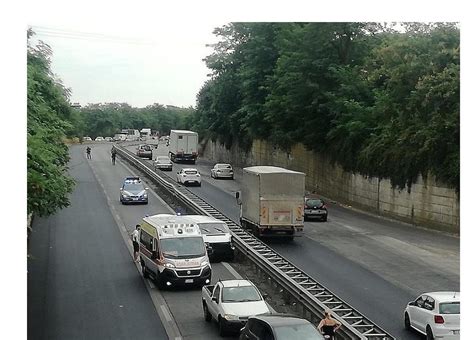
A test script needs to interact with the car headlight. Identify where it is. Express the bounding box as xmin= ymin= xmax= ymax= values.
xmin=142 ymin=193 xmax=148 ymax=198
xmin=224 ymin=314 xmax=239 ymax=321
xmin=164 ymin=263 xmax=175 ymax=268
xmin=201 ymin=260 xmax=209 ymax=267
xmin=122 ymin=193 xmax=130 ymax=198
